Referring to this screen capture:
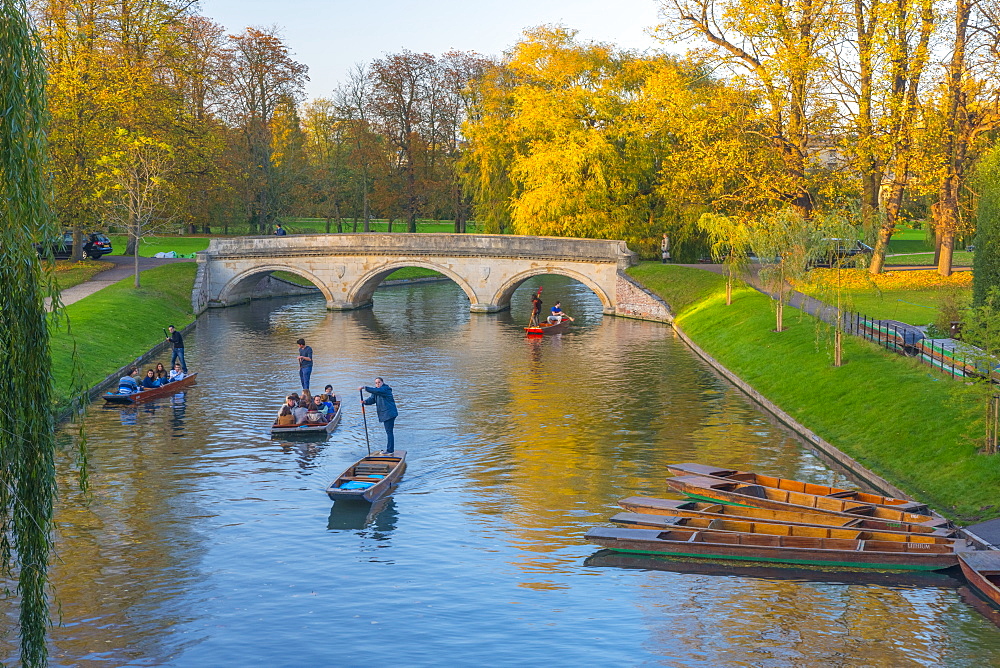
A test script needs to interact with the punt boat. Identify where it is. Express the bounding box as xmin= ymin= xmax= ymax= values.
xmin=618 ymin=496 xmax=957 ymax=537
xmin=270 ymin=400 xmax=342 ymax=436
xmin=958 ymin=550 xmax=1000 ymax=607
xmin=325 ymin=451 xmax=406 ymax=503
xmin=667 ymin=475 xmax=952 ymax=530
xmin=666 ymin=463 xmax=928 ymax=513
xmin=609 ymin=512 xmax=958 ymax=544
xmin=524 ymin=319 xmax=570 ymax=336
xmin=102 ymin=373 xmax=198 ymax=404
xmin=585 ymin=527 xmax=958 ymax=571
